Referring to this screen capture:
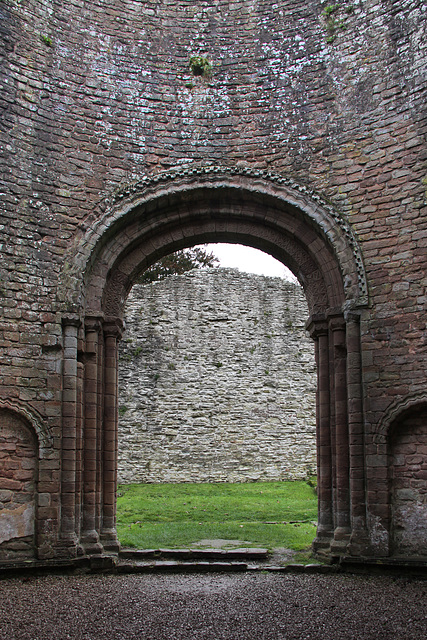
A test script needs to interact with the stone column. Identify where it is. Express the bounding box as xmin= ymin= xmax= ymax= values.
xmin=81 ymin=317 xmax=103 ymax=554
xmin=100 ymin=317 xmax=124 ymax=552
xmin=60 ymin=315 xmax=81 ymax=553
xmin=345 ymin=311 xmax=369 ymax=555
xmin=75 ymin=360 xmax=84 ymax=540
xmin=307 ymin=315 xmax=334 ymax=554
xmin=330 ymin=314 xmax=351 ymax=552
